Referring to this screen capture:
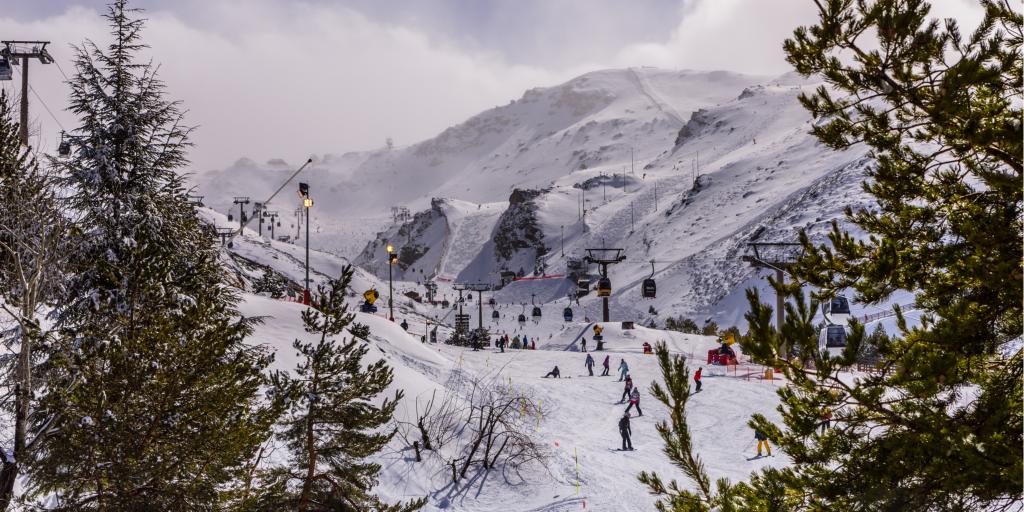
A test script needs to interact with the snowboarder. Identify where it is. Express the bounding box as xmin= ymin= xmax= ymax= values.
xmin=601 ymin=355 xmax=611 ymax=376
xmin=755 ymin=429 xmax=771 ymax=457
xmin=544 ymin=366 xmax=561 ymax=378
xmin=581 ymin=337 xmax=587 ymax=352
xmin=625 ymin=387 xmax=642 ymax=416
xmin=618 ymin=359 xmax=629 ymax=381
xmin=820 ymin=407 xmax=832 ymax=433
xmin=585 ymin=354 xmax=595 ymax=376
xmin=694 ymin=366 xmax=703 ymax=393
xmin=620 ymin=375 xmax=633 ymax=403
xmin=618 ymin=412 xmax=633 ymax=451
